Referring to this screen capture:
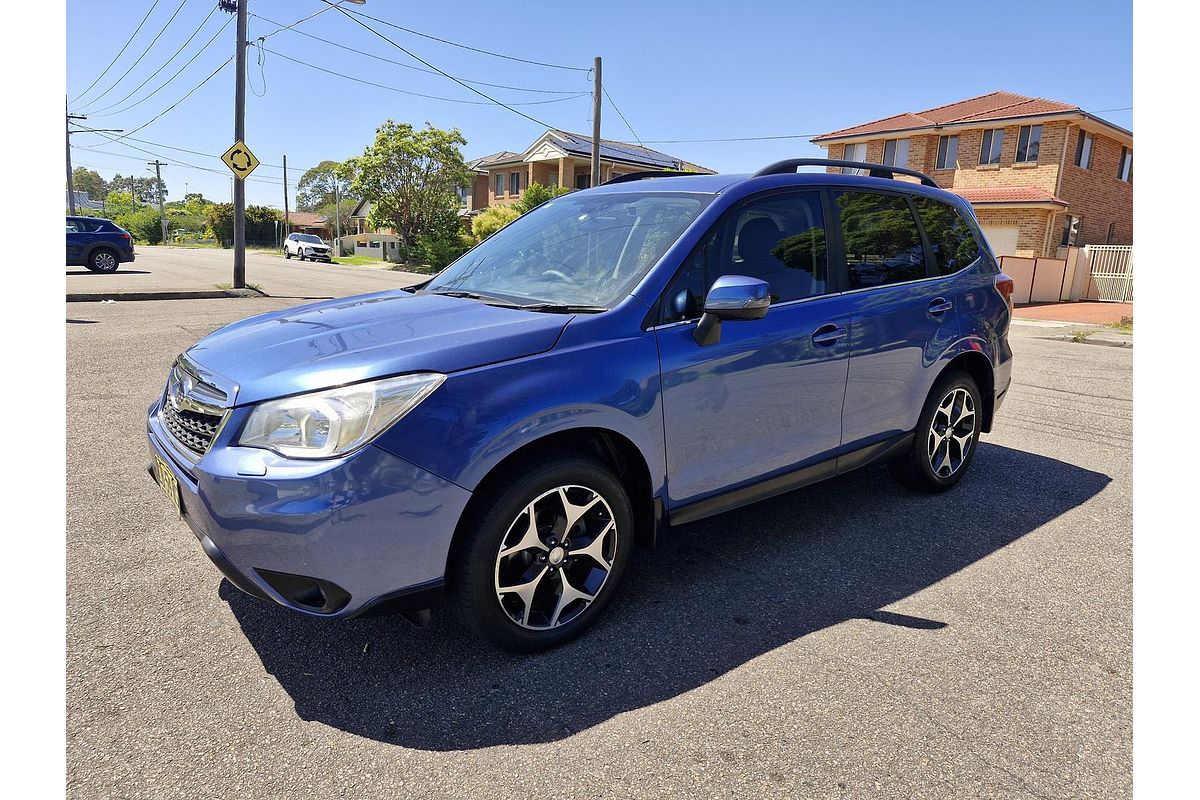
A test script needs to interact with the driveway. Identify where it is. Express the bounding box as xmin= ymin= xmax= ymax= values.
xmin=66 ymin=301 xmax=1131 ymax=799
xmin=65 ymin=246 xmax=427 ymax=299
